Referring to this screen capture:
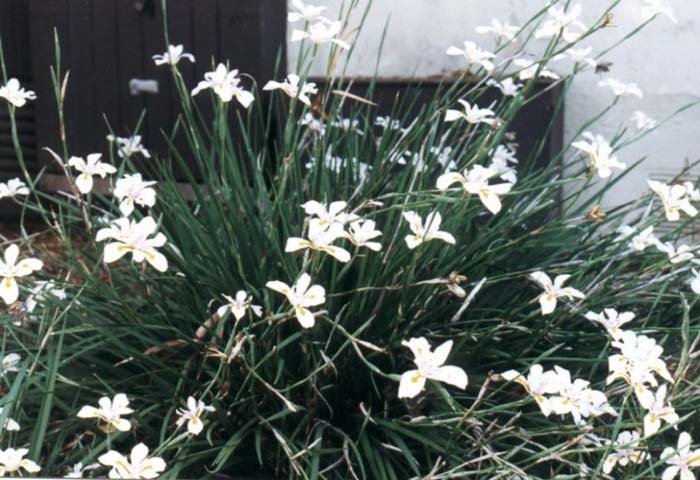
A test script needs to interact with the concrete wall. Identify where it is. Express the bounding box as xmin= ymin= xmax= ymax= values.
xmin=287 ymin=0 xmax=700 ymax=206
